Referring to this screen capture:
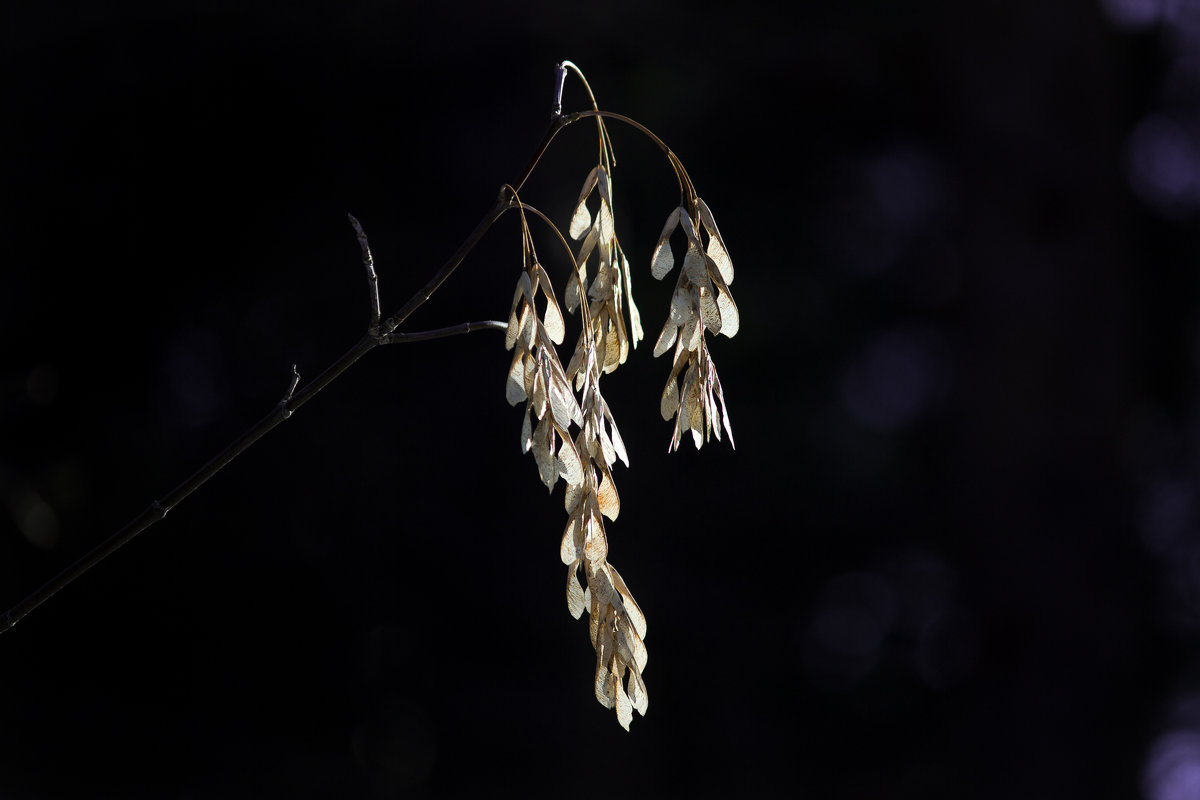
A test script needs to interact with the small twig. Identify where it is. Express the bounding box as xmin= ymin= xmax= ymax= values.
xmin=0 ymin=110 xmax=588 ymax=636
xmin=347 ymin=214 xmax=381 ymax=336
xmin=377 ymin=187 xmax=517 ymax=337
xmin=279 ymin=364 xmax=301 ymax=419
xmin=551 ymin=62 xmax=568 ymax=118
